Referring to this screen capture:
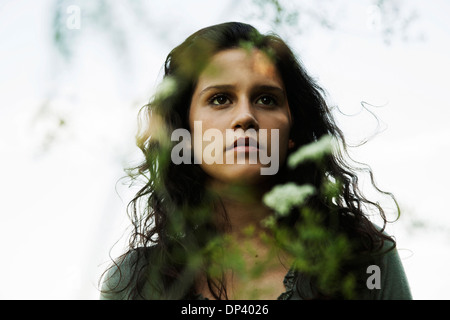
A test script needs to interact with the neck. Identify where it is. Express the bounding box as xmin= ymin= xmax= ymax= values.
xmin=208 ymin=180 xmax=274 ymax=237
